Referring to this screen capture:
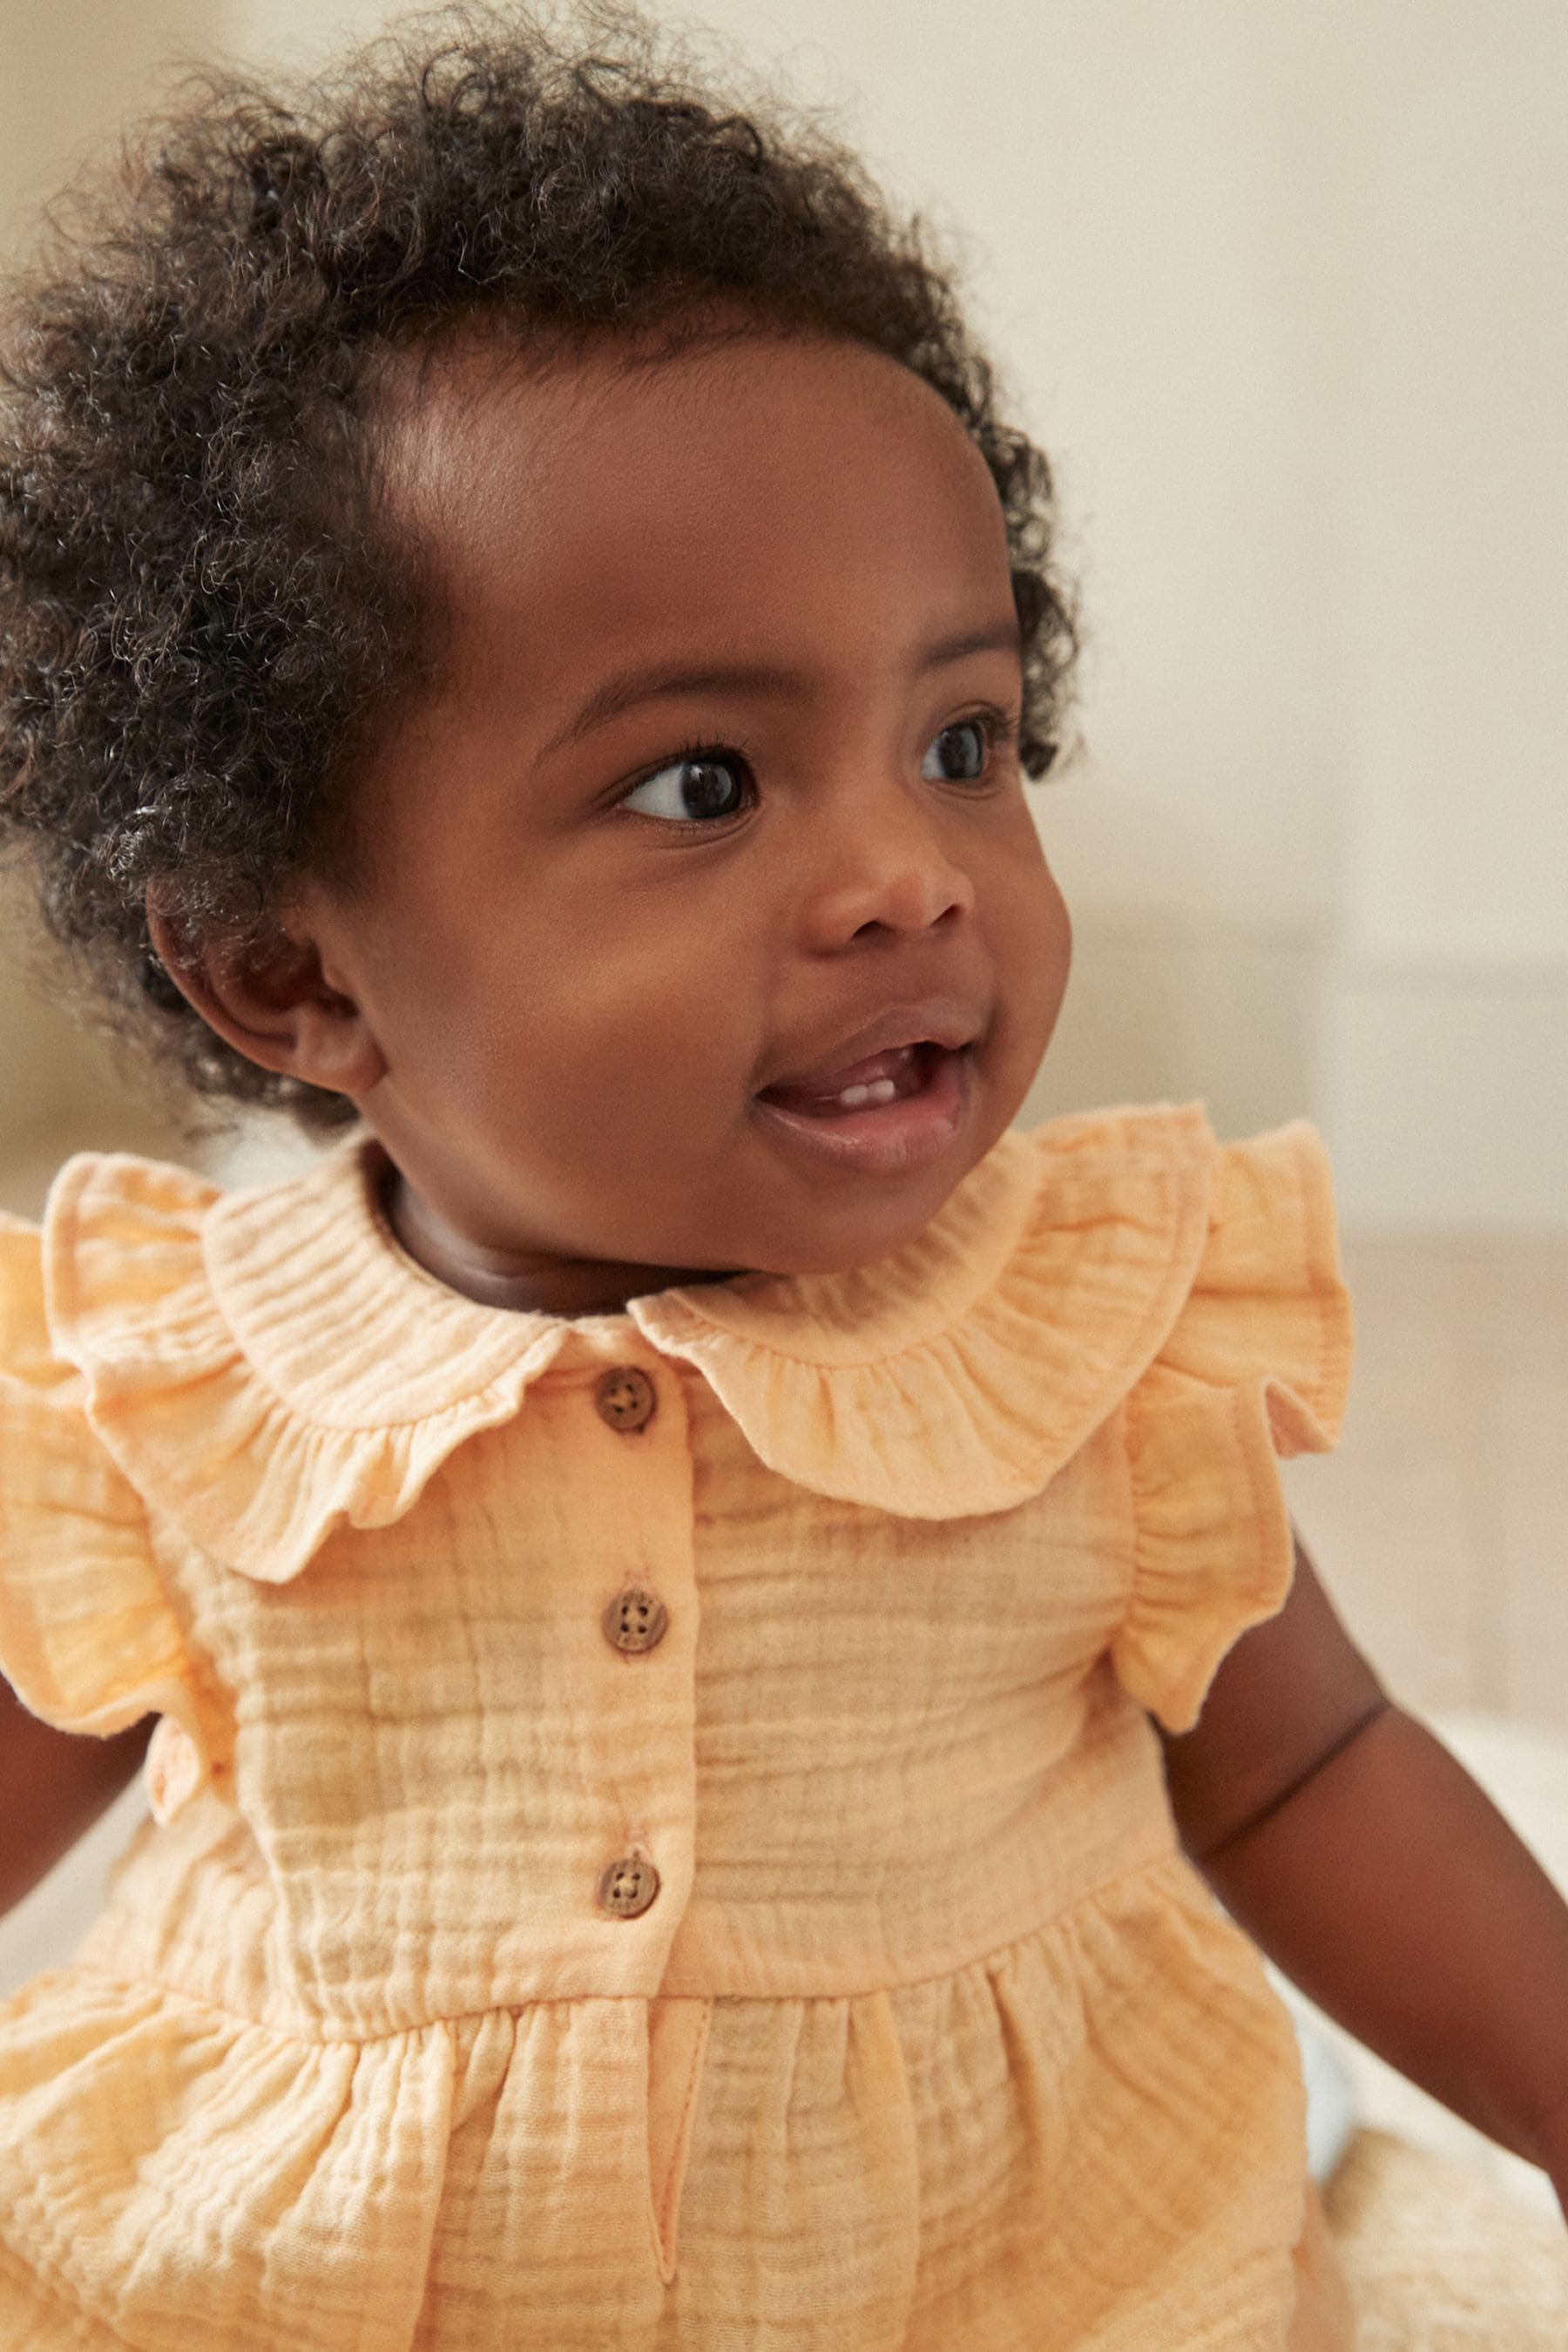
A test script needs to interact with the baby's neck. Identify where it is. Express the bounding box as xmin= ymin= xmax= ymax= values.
xmin=382 ymin=1168 xmax=747 ymax=1318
